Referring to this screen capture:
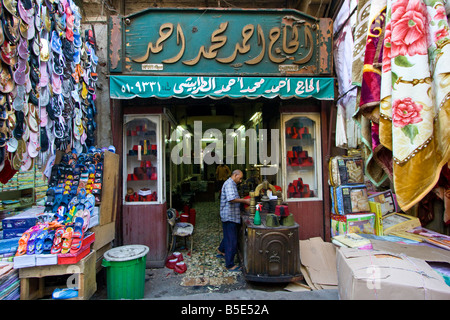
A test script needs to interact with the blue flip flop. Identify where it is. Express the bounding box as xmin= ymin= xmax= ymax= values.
xmin=52 ymin=288 xmax=78 ymax=300
xmin=35 ymin=229 xmax=48 ymax=254
xmin=26 ymin=229 xmax=40 ymax=255
xmin=43 ymin=230 xmax=55 ymax=254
